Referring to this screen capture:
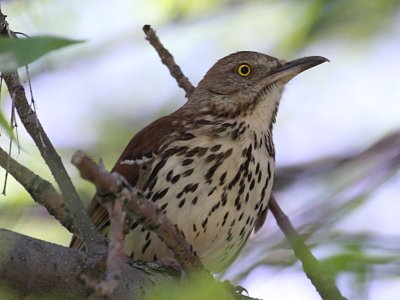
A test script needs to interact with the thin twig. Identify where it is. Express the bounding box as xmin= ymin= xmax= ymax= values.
xmin=143 ymin=25 xmax=195 ymax=98
xmin=72 ymin=150 xmax=203 ymax=273
xmin=0 ymin=145 xmax=75 ymax=233
xmin=268 ymin=195 xmax=347 ymax=300
xmin=82 ymin=188 xmax=125 ymax=298
xmin=0 ymin=10 xmax=105 ymax=252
